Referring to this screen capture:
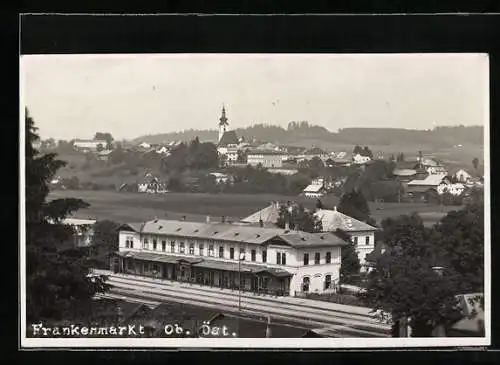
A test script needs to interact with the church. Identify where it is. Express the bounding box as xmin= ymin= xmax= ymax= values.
xmin=216 ymin=105 xmax=240 ymax=164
